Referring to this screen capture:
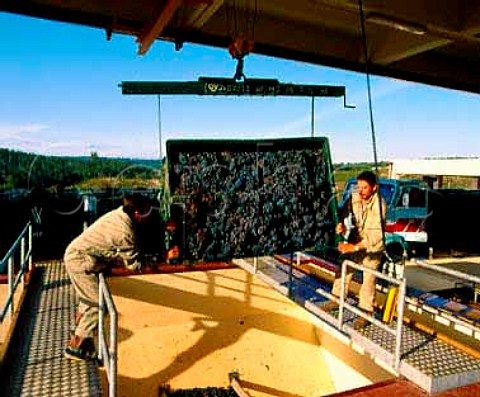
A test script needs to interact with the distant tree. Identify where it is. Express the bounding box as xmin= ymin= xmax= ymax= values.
xmin=0 ymin=148 xmax=163 ymax=190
